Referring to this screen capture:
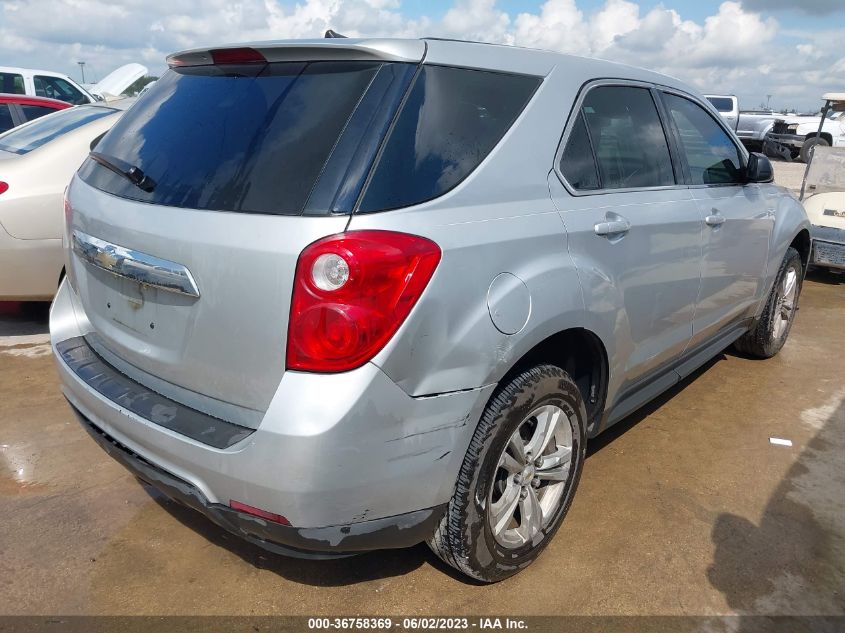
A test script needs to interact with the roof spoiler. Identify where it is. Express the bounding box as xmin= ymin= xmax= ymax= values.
xmin=166 ymin=39 xmax=425 ymax=67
